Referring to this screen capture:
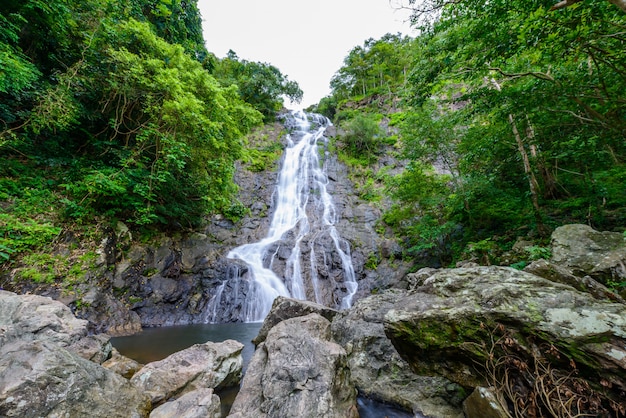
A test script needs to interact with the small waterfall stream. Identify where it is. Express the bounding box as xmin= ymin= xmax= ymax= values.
xmin=205 ymin=110 xmax=357 ymax=323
